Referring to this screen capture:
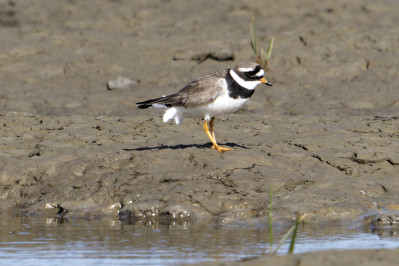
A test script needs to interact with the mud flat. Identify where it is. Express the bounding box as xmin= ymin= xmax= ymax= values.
xmin=1 ymin=112 xmax=398 ymax=224
xmin=1 ymin=0 xmax=399 ymax=264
